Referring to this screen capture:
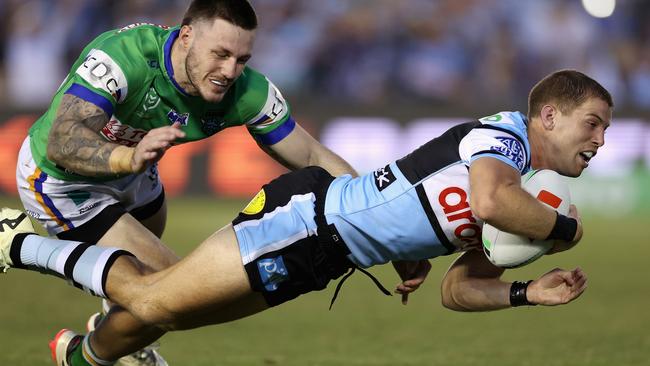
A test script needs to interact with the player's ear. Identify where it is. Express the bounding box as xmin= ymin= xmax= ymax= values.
xmin=540 ymin=104 xmax=556 ymax=130
xmin=179 ymin=25 xmax=194 ymax=49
